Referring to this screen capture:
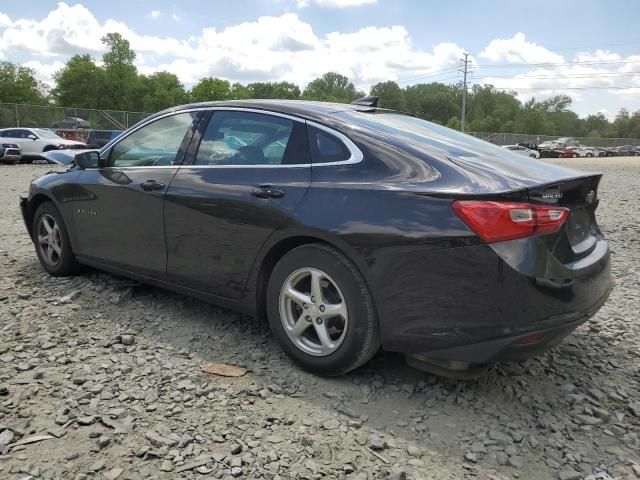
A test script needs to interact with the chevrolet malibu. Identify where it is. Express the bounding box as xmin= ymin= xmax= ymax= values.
xmin=19 ymin=99 xmax=612 ymax=376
